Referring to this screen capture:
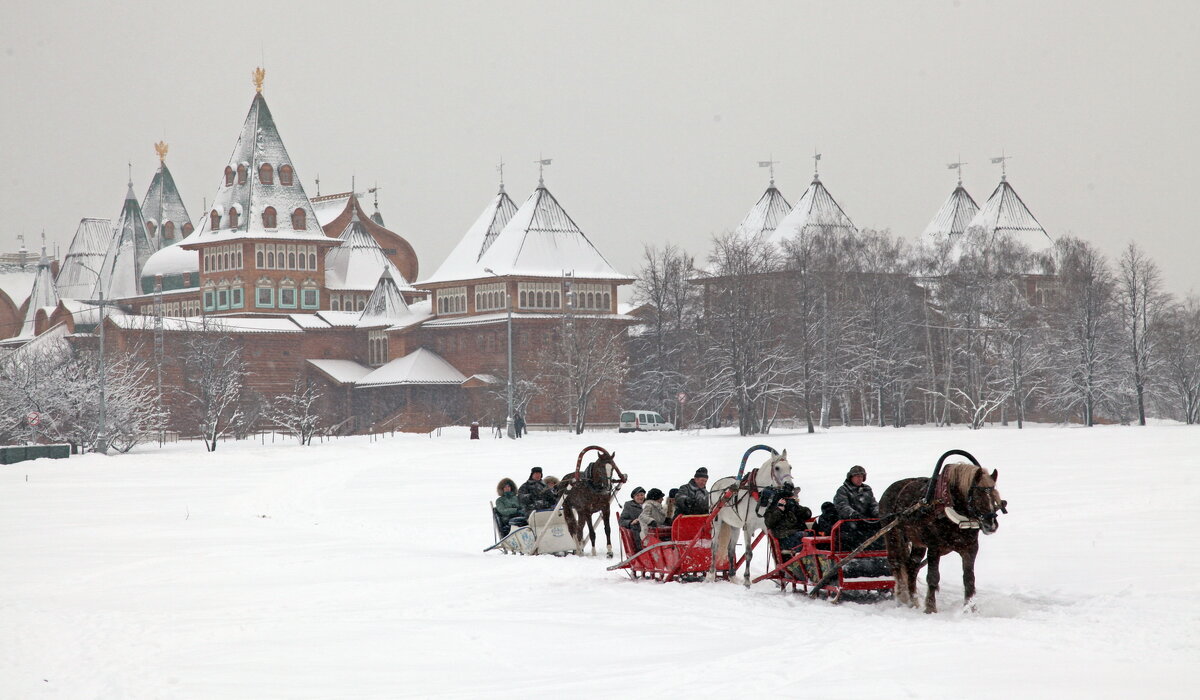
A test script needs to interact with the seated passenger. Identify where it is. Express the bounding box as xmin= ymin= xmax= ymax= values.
xmin=619 ymin=486 xmax=646 ymax=549
xmin=637 ymin=488 xmax=668 ymax=540
xmin=832 ymin=465 xmax=882 ymax=550
xmin=764 ymin=485 xmax=813 ymax=554
xmin=814 ymin=501 xmax=838 ymax=536
xmin=495 ymin=478 xmax=526 ymax=536
xmin=518 ymin=467 xmax=556 ymax=515
xmin=674 ymin=468 xmax=710 ymax=517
